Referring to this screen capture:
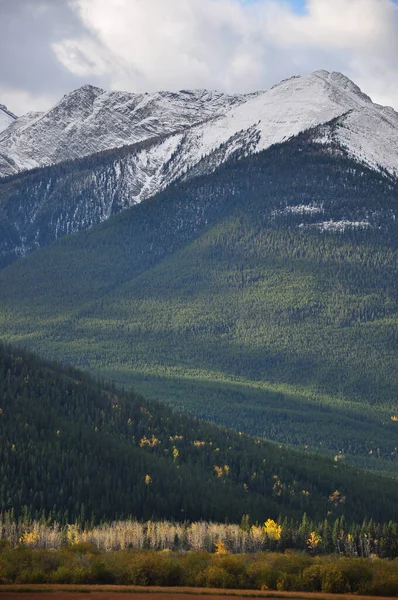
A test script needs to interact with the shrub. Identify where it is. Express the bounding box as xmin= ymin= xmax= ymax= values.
xmin=321 ymin=565 xmax=345 ymax=593
xmin=0 ymin=547 xmax=33 ymax=582
xmin=276 ymin=571 xmax=300 ymax=591
xmin=201 ymin=564 xmax=236 ymax=588
xmin=16 ymin=568 xmax=45 ymax=584
xmin=0 ymin=540 xmax=11 ymax=552
xmin=50 ymin=564 xmax=88 ymax=584
xmin=368 ymin=560 xmax=398 ymax=596
xmin=338 ymin=557 xmax=372 ymax=593
xmin=302 ymin=564 xmax=322 ymax=591
xmin=214 ymin=555 xmax=249 ymax=587
xmin=126 ymin=551 xmax=181 ymax=586
xmin=89 ymin=560 xmax=116 ymax=584
xmin=245 ymin=559 xmax=275 ymax=590
xmin=179 ymin=551 xmax=212 ymax=586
